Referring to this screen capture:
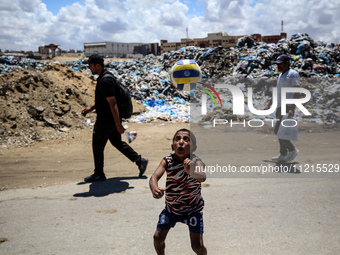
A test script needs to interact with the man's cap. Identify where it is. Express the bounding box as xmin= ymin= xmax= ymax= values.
xmin=84 ymin=54 xmax=104 ymax=65
xmin=273 ymin=54 xmax=290 ymax=64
